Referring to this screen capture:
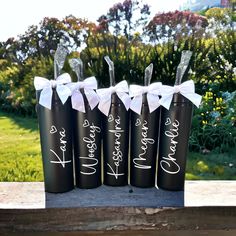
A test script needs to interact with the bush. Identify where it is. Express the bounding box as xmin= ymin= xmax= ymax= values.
xmin=0 ymin=5 xmax=235 ymax=153
xmin=190 ymin=90 xmax=236 ymax=153
xmin=0 ymin=57 xmax=53 ymax=116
